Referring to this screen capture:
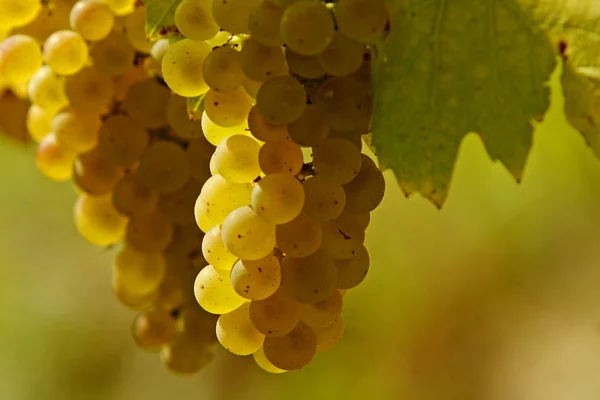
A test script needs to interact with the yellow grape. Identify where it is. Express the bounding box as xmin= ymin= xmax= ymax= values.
xmin=175 ymin=0 xmax=220 ymax=41
xmin=70 ymin=0 xmax=115 ymax=42
xmin=240 ymin=38 xmax=285 ymax=82
xmin=212 ymin=135 xmax=261 ymax=183
xmin=186 ymin=137 xmax=215 ymax=181
xmin=252 ymin=173 xmax=305 ymax=224
xmin=203 ymin=87 xmax=253 ymax=128
xmin=113 ymin=245 xmax=166 ymax=295
xmin=301 ymin=175 xmax=346 ymax=221
xmin=287 ymin=103 xmax=329 ymax=147
xmin=125 ymin=6 xmax=153 ymax=53
xmin=0 ymin=0 xmax=42 ymax=28
xmin=112 ymin=170 xmax=159 ymax=217
xmin=201 ymin=225 xmax=238 ymax=272
xmin=166 ymin=94 xmax=204 ymax=140
xmin=132 ymin=308 xmax=177 ymax=351
xmin=314 ymin=76 xmax=371 ymax=132
xmin=247 ymin=105 xmax=289 ymax=142
xmin=342 ymin=154 xmax=386 ymax=213
xmin=35 ymin=133 xmax=76 ymax=181
xmin=0 ymin=35 xmax=43 ymax=83
xmin=97 ymin=114 xmax=149 ymax=167
xmin=230 ymin=255 xmax=281 ymax=301
xmin=336 ymin=0 xmax=389 ymax=43
xmin=90 ymin=30 xmax=135 ymax=76
xmin=162 ymin=38 xmax=211 ymax=97
xmin=275 ymin=212 xmax=322 ymax=258
xmin=315 ymin=317 xmax=344 ymax=352
xmin=73 ymin=146 xmax=124 ymax=195
xmin=26 ymin=104 xmax=54 ymax=142
xmin=216 ymin=303 xmax=265 ymax=356
xmin=300 ymin=290 xmax=343 ymax=331
xmin=157 ymin=178 xmax=203 ymax=226
xmin=27 ymin=66 xmax=69 ymax=113
xmin=256 ymin=76 xmax=306 ymax=125
xmin=194 ymin=174 xmax=253 ymax=225
xmin=335 ymin=244 xmax=370 ymax=289
xmin=221 ymin=206 xmax=276 ymax=260
xmin=317 ymin=31 xmax=366 ymax=77
xmin=126 ymin=211 xmax=174 ymax=253
xmin=253 ymin=346 xmax=287 ymax=374
xmin=280 ymin=250 xmax=338 ymax=303
xmin=65 ymin=67 xmax=115 ymax=114
xmin=312 ymin=137 xmax=362 ymax=184
xmin=202 ymin=46 xmax=245 ymax=93
xmin=211 ymin=0 xmax=260 ymax=34
xmin=122 ymin=79 xmax=170 ymax=129
xmin=248 ymin=1 xmax=284 ymax=47
xmin=285 ymin=49 xmax=324 ymax=79
xmin=52 ymin=110 xmax=102 ymax=153
xmin=161 ymin=333 xmax=214 ymax=374
xmin=320 ymin=213 xmax=365 ymax=260
xmin=263 ymin=321 xmax=317 ymax=370
xmin=43 ymin=30 xmax=88 ymax=76
xmin=137 ymin=140 xmax=191 ymax=193
xmin=74 ymin=193 xmax=127 ymax=247
xmin=201 ymin=110 xmax=249 ymax=146
xmin=258 ymin=138 xmax=303 ymax=175
xmin=194 ymin=265 xmax=246 ymax=314
xmin=249 ymin=288 xmax=300 ymax=337
xmin=280 ymin=2 xmax=334 ymax=55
